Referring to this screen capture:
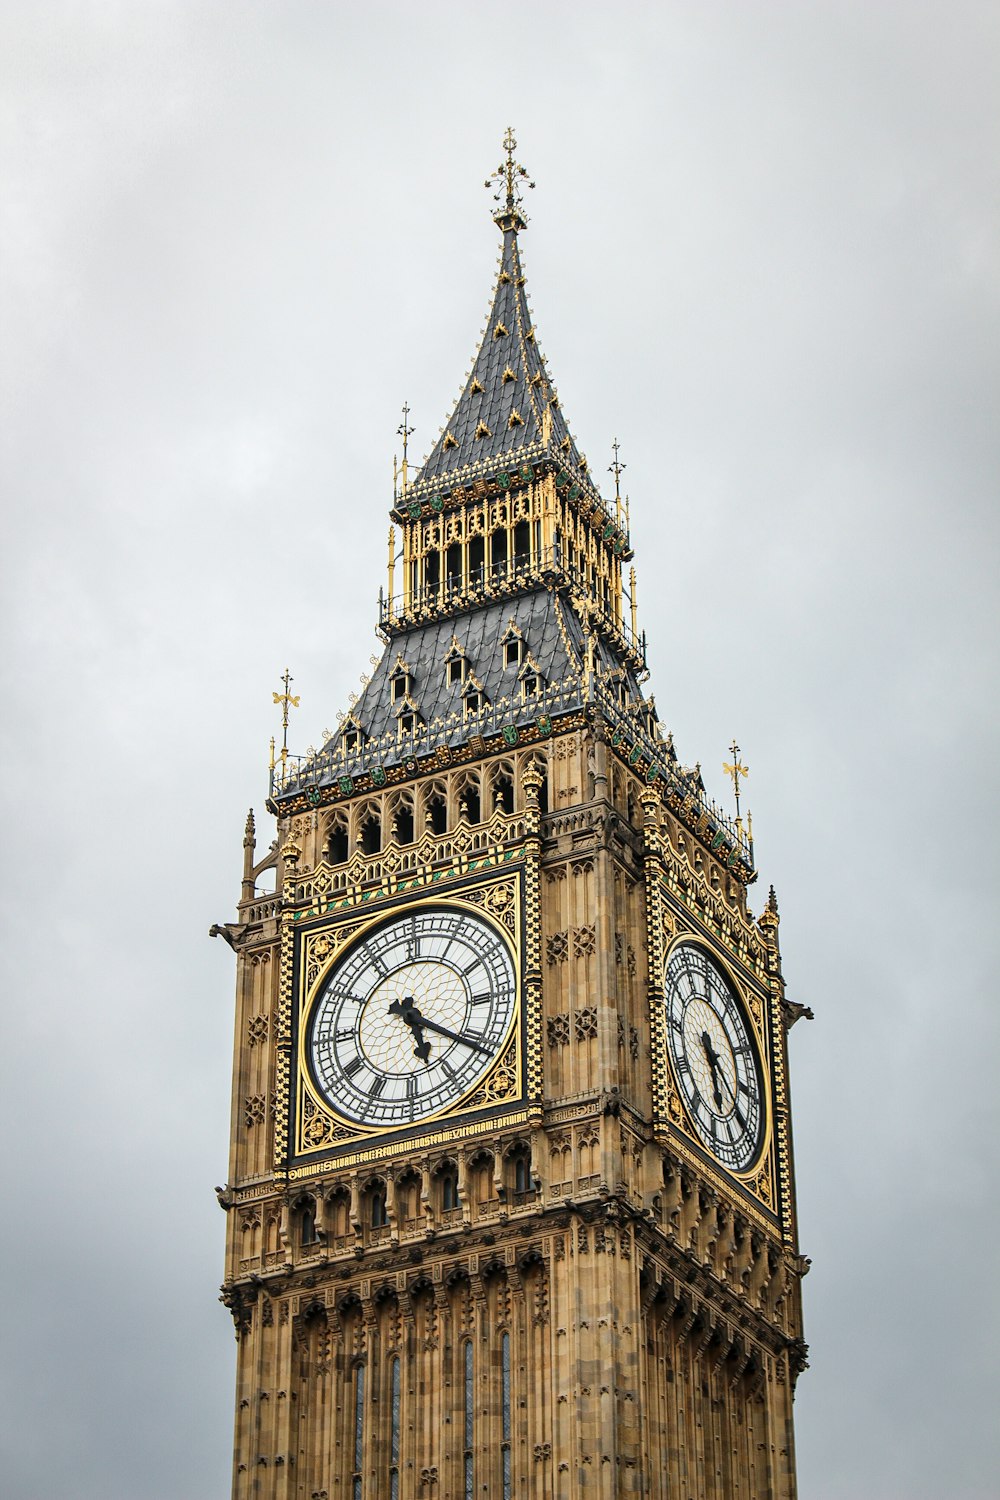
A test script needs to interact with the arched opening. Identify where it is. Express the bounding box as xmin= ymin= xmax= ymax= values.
xmin=298 ymin=1200 xmax=317 ymax=1246
xmin=428 ymin=794 xmax=447 ymax=836
xmin=491 ymin=529 xmax=508 ymax=574
xmin=493 ymin=772 xmax=514 ymax=815
xmin=329 ymin=1191 xmax=351 ymax=1239
xmin=425 ymin=550 xmax=440 ymax=594
xmin=468 ymin=534 xmax=485 ymax=584
xmin=446 ymin=542 xmax=462 ymax=592
xmin=394 ymin=801 xmax=414 ymax=845
xmin=439 ymin=1163 xmax=459 ymax=1213
xmin=513 ymin=519 xmax=530 ymax=566
xmin=396 ymin=1170 xmax=421 ymax=1227
xmin=360 ymin=814 xmax=381 ymax=855
xmin=459 ymin=782 xmax=481 ymax=825
xmin=507 ymin=1144 xmax=532 ymax=1199
xmin=327 ymin=824 xmax=349 ymax=864
xmin=368 ymin=1180 xmax=388 ymax=1228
